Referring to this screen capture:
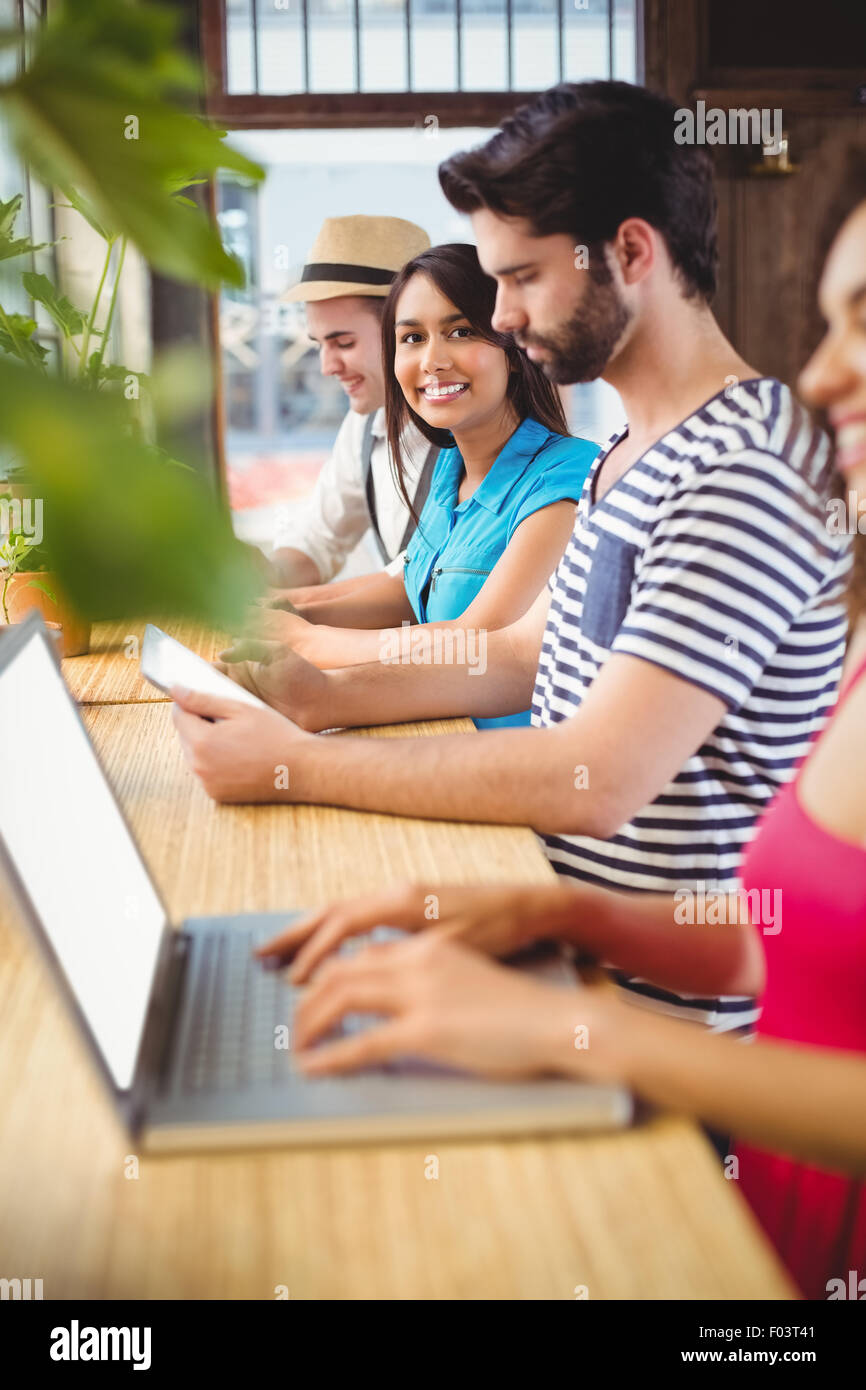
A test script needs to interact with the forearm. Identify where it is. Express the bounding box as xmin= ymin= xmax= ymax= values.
xmin=298 ymin=623 xmax=395 ymax=668
xmin=287 ymin=572 xmax=383 ymax=607
xmin=303 ymin=622 xmax=535 ymax=731
xmin=544 ymin=885 xmax=765 ymax=998
xmin=300 ymin=578 xmax=414 ymax=631
xmin=270 ymin=546 xmax=322 ymax=589
xmin=300 ymin=617 xmax=495 ymax=672
xmin=290 ymin=720 xmax=588 ymax=828
xmin=563 ymin=999 xmax=866 ymax=1175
